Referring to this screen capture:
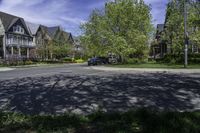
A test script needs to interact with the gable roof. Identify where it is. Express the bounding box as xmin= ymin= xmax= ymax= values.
xmin=47 ymin=26 xmax=60 ymax=38
xmin=26 ymin=21 xmax=39 ymax=35
xmin=35 ymin=24 xmax=74 ymax=43
xmin=62 ymin=31 xmax=71 ymax=40
xmin=0 ymin=11 xmax=19 ymax=30
xmin=0 ymin=11 xmax=31 ymax=35
xmin=36 ymin=25 xmax=52 ymax=40
xmin=53 ymin=30 xmax=73 ymax=43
